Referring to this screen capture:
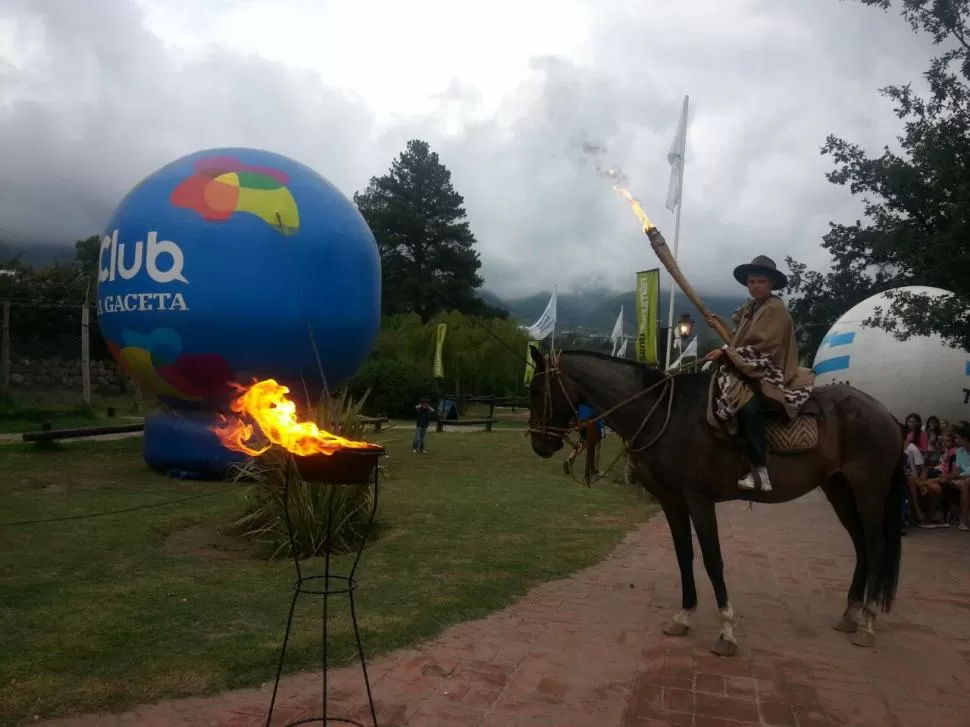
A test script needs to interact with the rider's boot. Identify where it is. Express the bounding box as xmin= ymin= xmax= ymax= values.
xmin=738 ymin=465 xmax=772 ymax=492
